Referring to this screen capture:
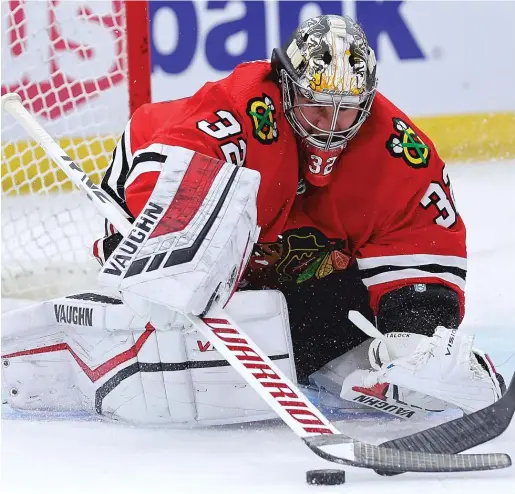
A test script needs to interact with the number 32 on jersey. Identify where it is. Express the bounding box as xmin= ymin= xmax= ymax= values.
xmin=197 ymin=110 xmax=247 ymax=167
xmin=420 ymin=165 xmax=459 ymax=228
